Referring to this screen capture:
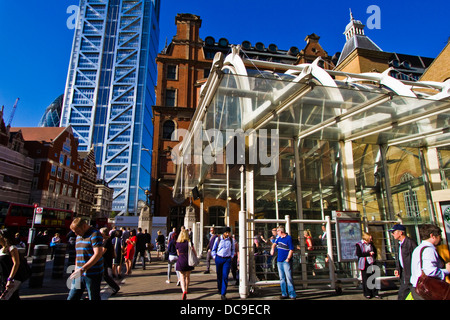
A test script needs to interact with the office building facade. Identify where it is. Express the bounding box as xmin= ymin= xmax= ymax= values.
xmin=61 ymin=0 xmax=161 ymax=214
